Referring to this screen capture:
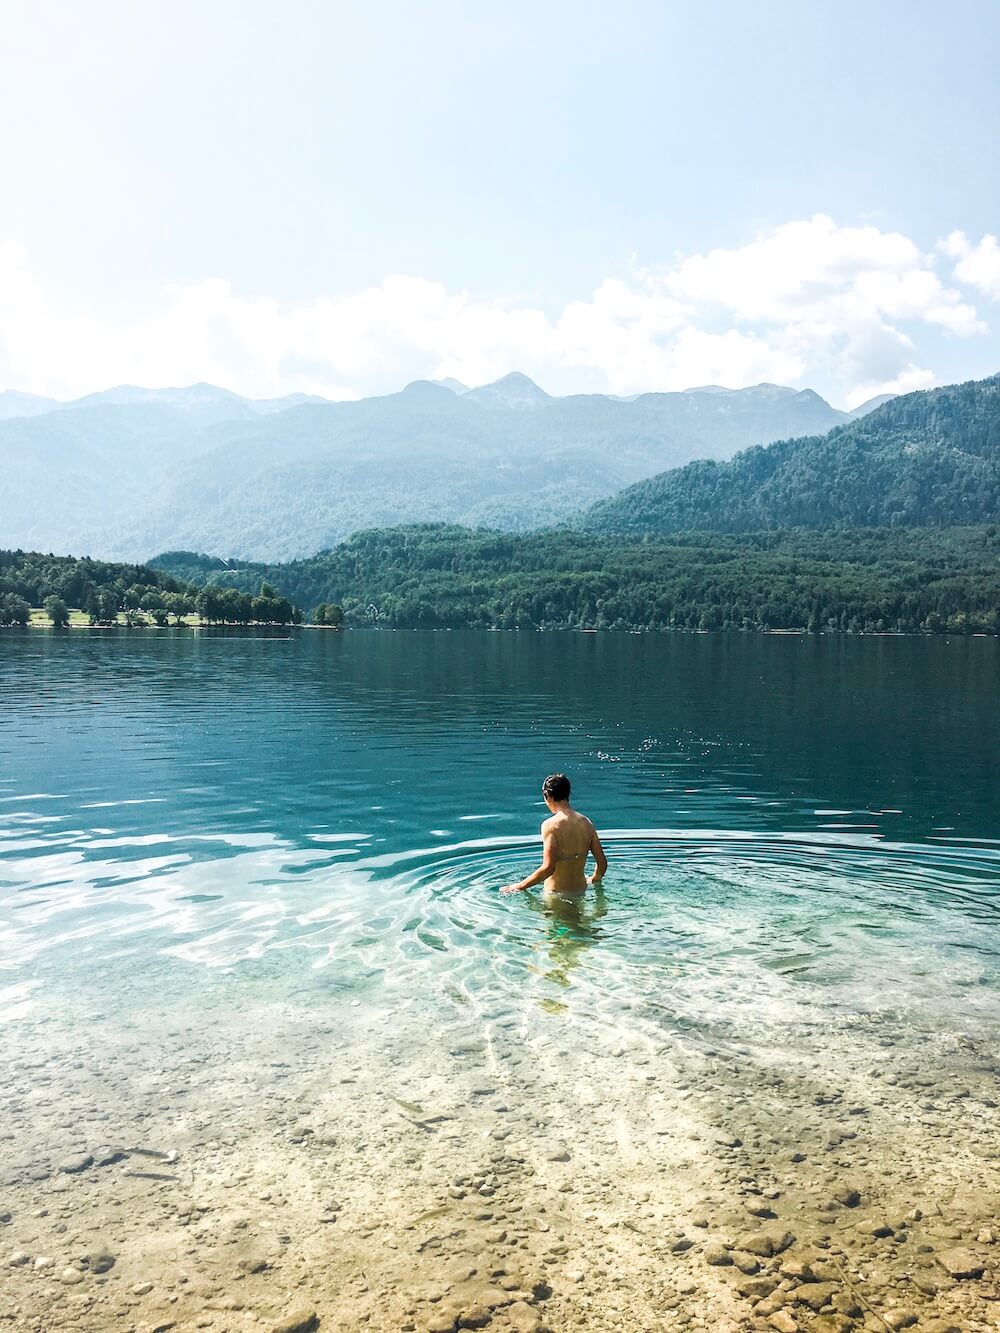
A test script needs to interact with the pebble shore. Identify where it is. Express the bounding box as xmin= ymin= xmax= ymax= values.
xmin=1 ymin=961 xmax=998 ymax=1333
